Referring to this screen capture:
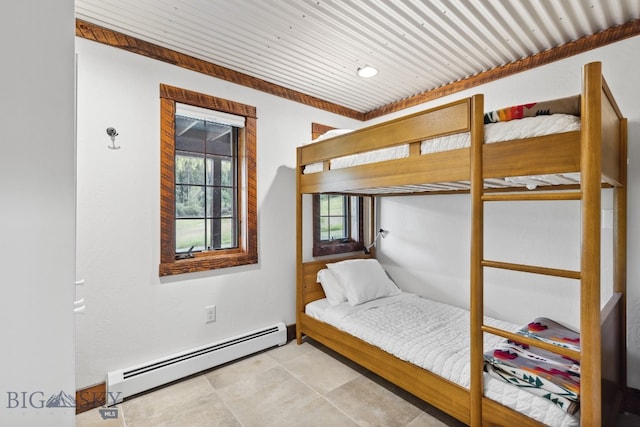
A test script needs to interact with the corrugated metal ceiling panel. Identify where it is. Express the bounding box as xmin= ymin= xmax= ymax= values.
xmin=75 ymin=0 xmax=640 ymax=113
